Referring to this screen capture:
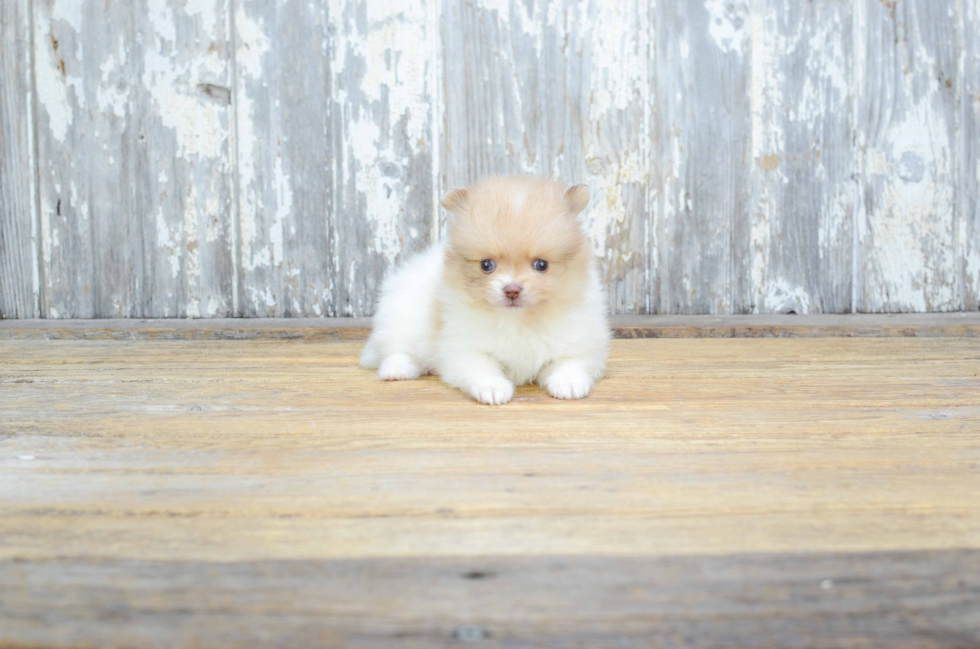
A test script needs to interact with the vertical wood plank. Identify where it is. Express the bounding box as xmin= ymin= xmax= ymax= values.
xmin=237 ymin=0 xmax=437 ymax=317
xmin=443 ymin=0 xmax=653 ymax=314
xmin=33 ymin=0 xmax=140 ymax=318
xmin=855 ymin=0 xmax=961 ymax=312
xmin=963 ymin=0 xmax=980 ymax=310
xmin=33 ymin=0 xmax=235 ymax=319
xmin=328 ymin=0 xmax=438 ymax=317
xmin=0 ymin=0 xmax=40 ymax=318
xmin=235 ymin=0 xmax=333 ymax=317
xmin=654 ymin=1 xmax=752 ymax=314
xmin=577 ymin=0 xmax=652 ymax=314
xmin=134 ymin=0 xmax=236 ymax=317
xmin=748 ymin=0 xmax=855 ymax=314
